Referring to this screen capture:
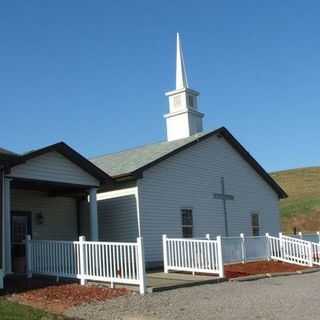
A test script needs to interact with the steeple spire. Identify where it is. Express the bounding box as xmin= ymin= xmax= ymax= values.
xmin=176 ymin=33 xmax=189 ymax=89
